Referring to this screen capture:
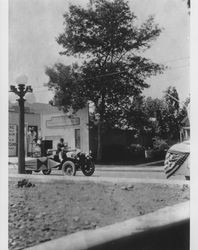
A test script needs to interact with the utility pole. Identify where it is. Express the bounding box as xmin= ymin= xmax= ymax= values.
xmin=10 ymin=76 xmax=33 ymax=174
xmin=166 ymin=92 xmax=189 ymax=117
